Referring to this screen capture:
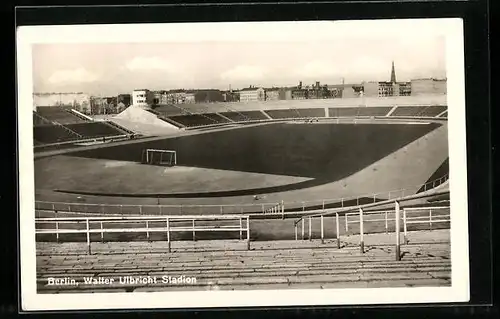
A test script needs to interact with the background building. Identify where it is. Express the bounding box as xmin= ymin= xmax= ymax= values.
xmin=117 ymin=94 xmax=132 ymax=107
xmin=132 ymin=89 xmax=154 ymax=106
xmin=398 ymin=82 xmax=412 ymax=96
xmin=185 ymin=91 xmax=196 ymax=104
xmin=32 ymin=92 xmax=91 ymax=112
xmin=222 ymin=91 xmax=240 ymax=102
xmin=265 ymin=88 xmax=280 ymax=101
xmin=238 ymin=86 xmax=265 ymax=102
xmin=194 ymin=89 xmax=225 ymax=103
xmin=89 ymin=96 xmax=109 ymax=115
xmin=410 ymin=78 xmax=447 ymax=95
